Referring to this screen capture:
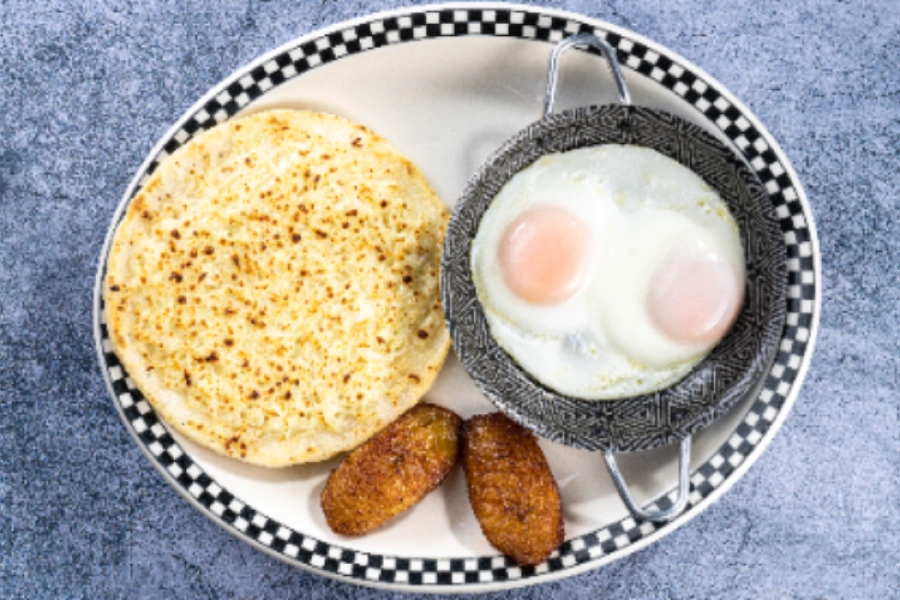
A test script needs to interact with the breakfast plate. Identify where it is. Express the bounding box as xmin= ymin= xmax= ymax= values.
xmin=94 ymin=3 xmax=820 ymax=591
